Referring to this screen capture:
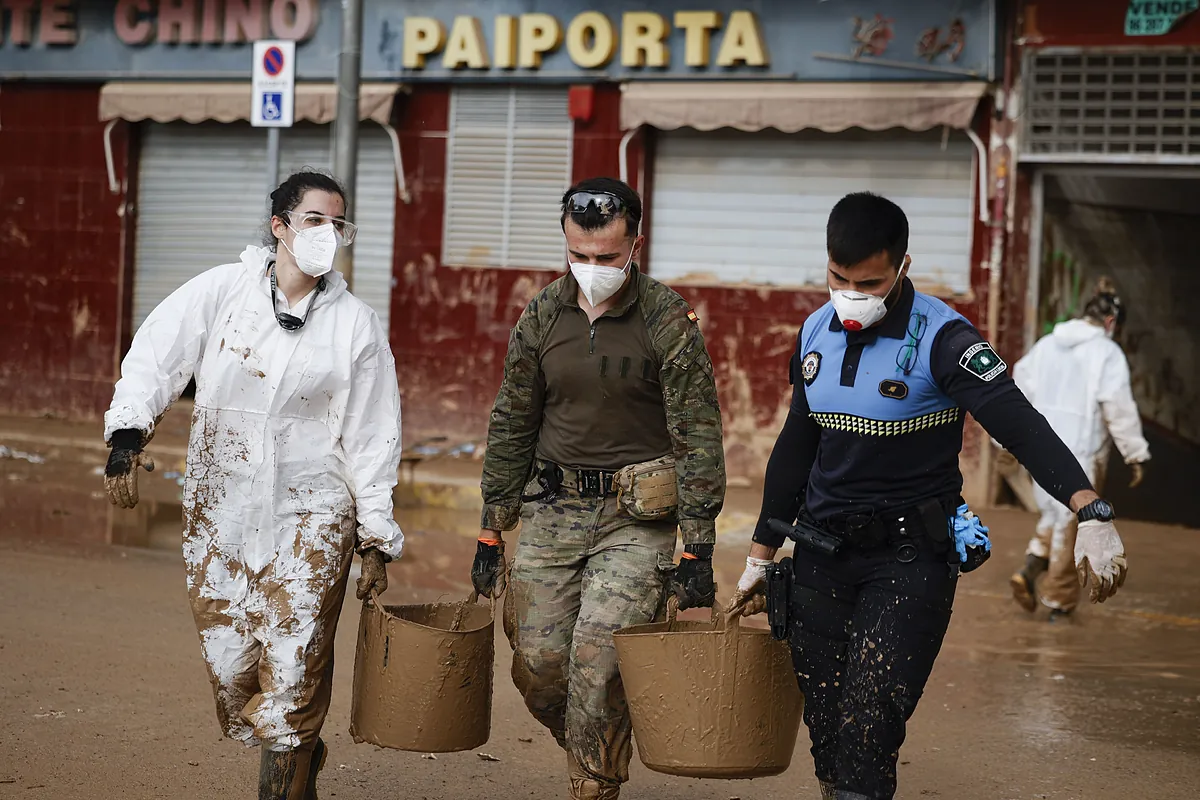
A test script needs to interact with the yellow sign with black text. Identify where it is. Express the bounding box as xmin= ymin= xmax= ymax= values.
xmin=400 ymin=10 xmax=769 ymax=71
